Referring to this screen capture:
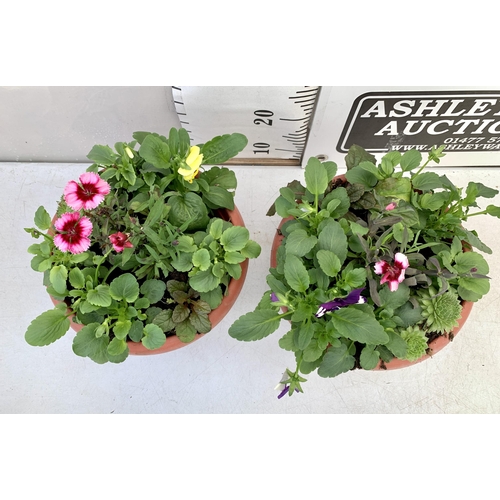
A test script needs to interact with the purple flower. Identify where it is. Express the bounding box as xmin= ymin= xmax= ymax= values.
xmin=315 ymin=288 xmax=366 ymax=318
xmin=270 ymin=292 xmax=279 ymax=302
xmin=277 ymin=385 xmax=299 ymax=399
